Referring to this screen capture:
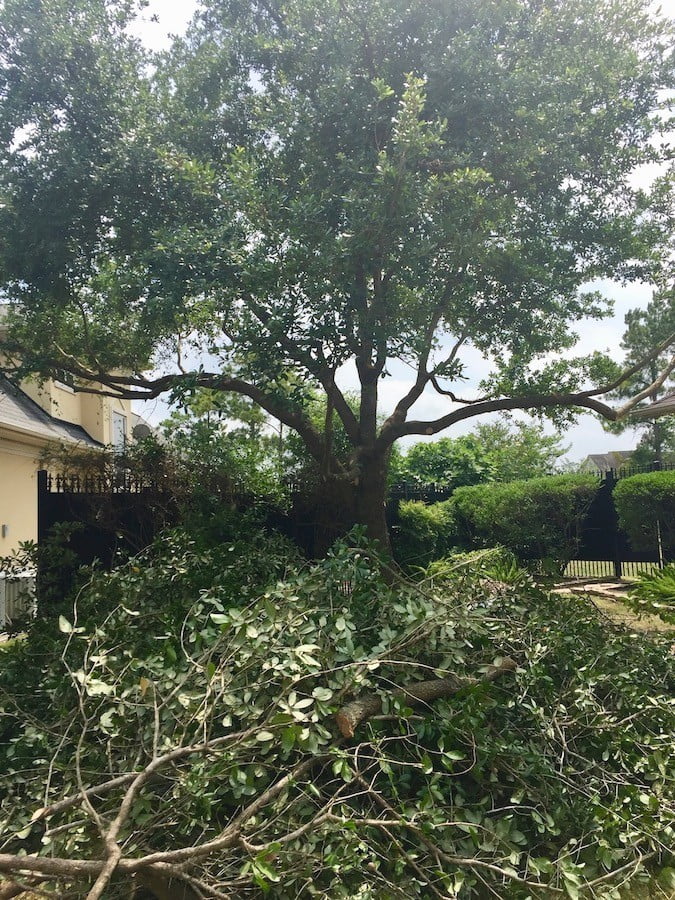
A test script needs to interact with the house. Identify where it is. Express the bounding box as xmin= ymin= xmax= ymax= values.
xmin=0 ymin=307 xmax=136 ymax=555
xmin=631 ymin=391 xmax=675 ymax=420
xmin=578 ymin=450 xmax=635 ymax=474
